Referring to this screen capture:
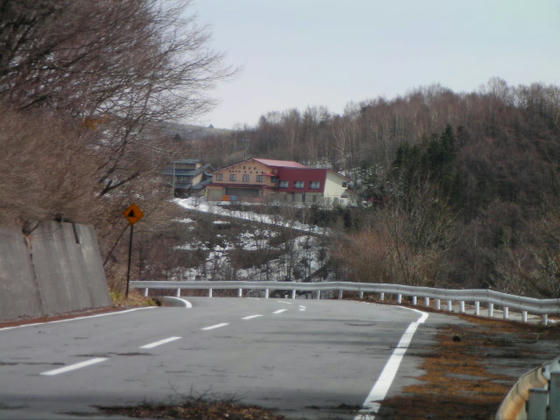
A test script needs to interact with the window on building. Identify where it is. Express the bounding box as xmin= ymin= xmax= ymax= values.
xmin=229 ymin=173 xmax=236 ymax=181
xmin=242 ymin=174 xmax=250 ymax=182
xmin=294 ymin=181 xmax=305 ymax=188
xmin=215 ymin=173 xmax=223 ymax=181
xmin=310 ymin=181 xmax=321 ymax=189
xmin=256 ymin=175 xmax=264 ymax=183
xmin=279 ymin=180 xmax=289 ymax=188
